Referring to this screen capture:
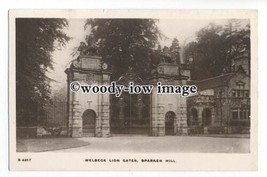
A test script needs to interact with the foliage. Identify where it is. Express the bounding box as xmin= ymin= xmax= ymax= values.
xmin=151 ymin=38 xmax=181 ymax=65
xmin=16 ymin=18 xmax=70 ymax=126
xmin=222 ymin=20 xmax=251 ymax=74
xmin=169 ymin=38 xmax=181 ymax=64
xmin=43 ymin=124 xmax=63 ymax=136
xmin=85 ymin=19 xmax=162 ymax=80
xmin=184 ymin=20 xmax=250 ymax=80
